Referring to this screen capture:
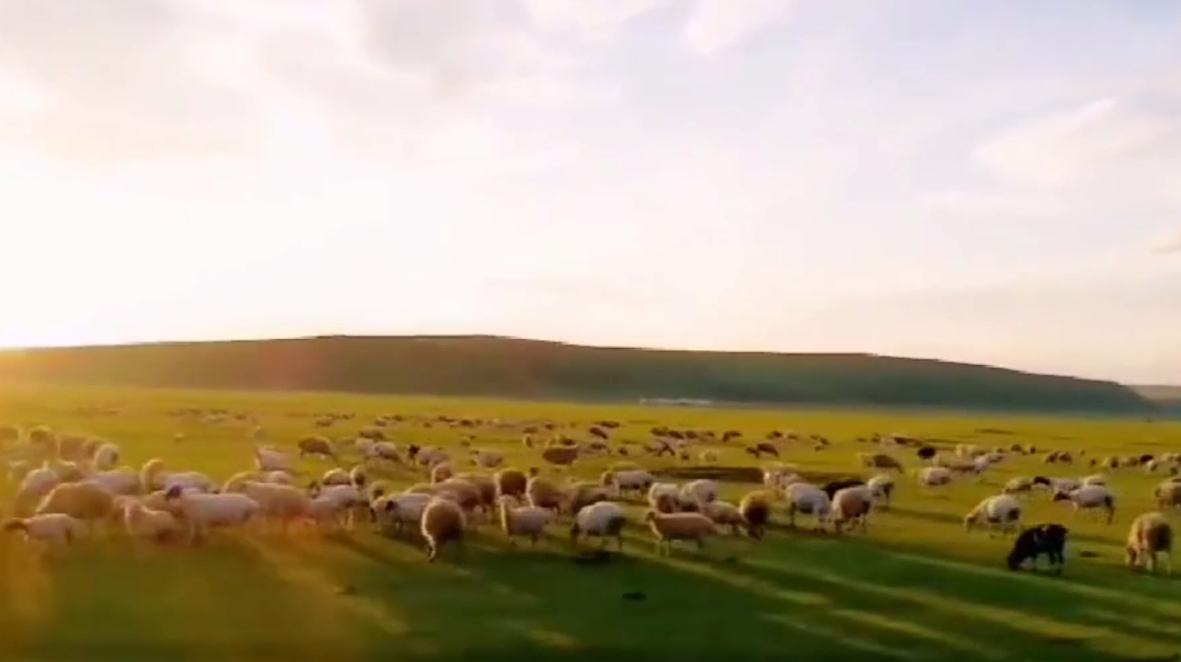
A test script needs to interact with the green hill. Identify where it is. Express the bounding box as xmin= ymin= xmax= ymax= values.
xmin=1133 ymin=385 xmax=1181 ymax=414
xmin=0 ymin=335 xmax=1158 ymax=414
